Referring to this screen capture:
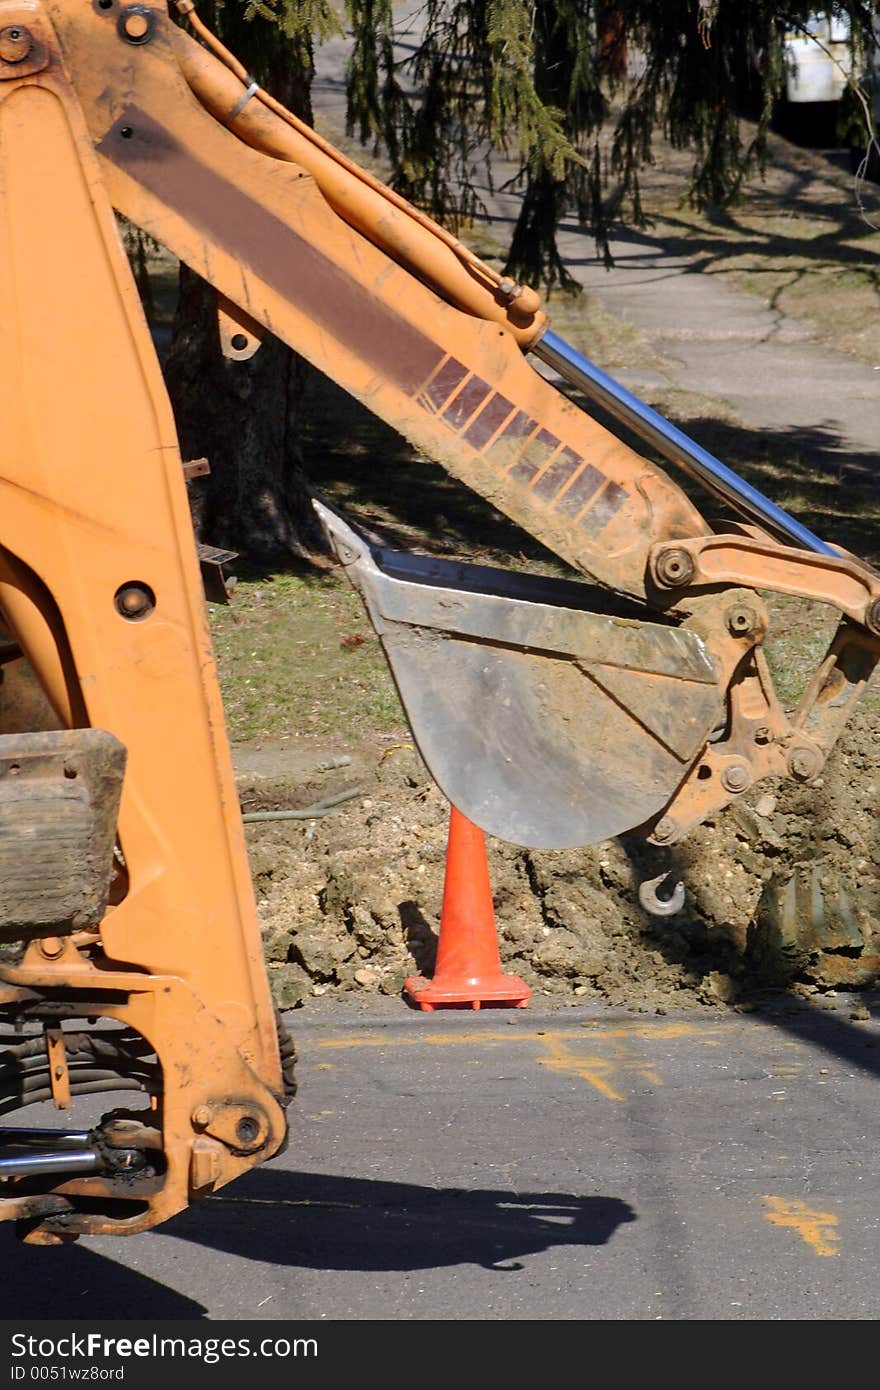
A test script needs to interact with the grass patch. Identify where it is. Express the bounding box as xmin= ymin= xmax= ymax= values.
xmin=210 ymin=569 xmax=403 ymax=743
